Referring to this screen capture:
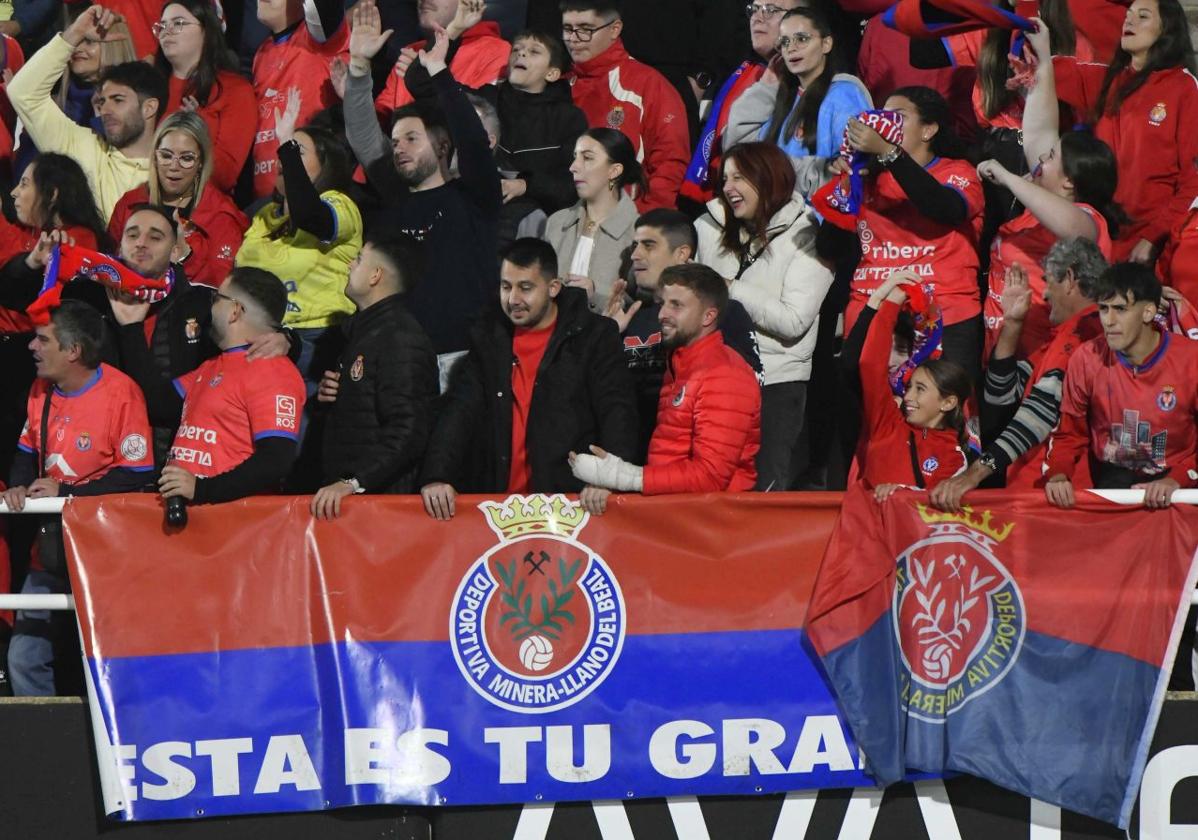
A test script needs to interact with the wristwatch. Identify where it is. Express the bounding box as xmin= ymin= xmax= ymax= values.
xmin=876 ymin=144 xmax=903 ymax=168
xmin=977 ymin=451 xmax=998 ymax=474
xmin=341 ymin=477 xmax=365 ymax=494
